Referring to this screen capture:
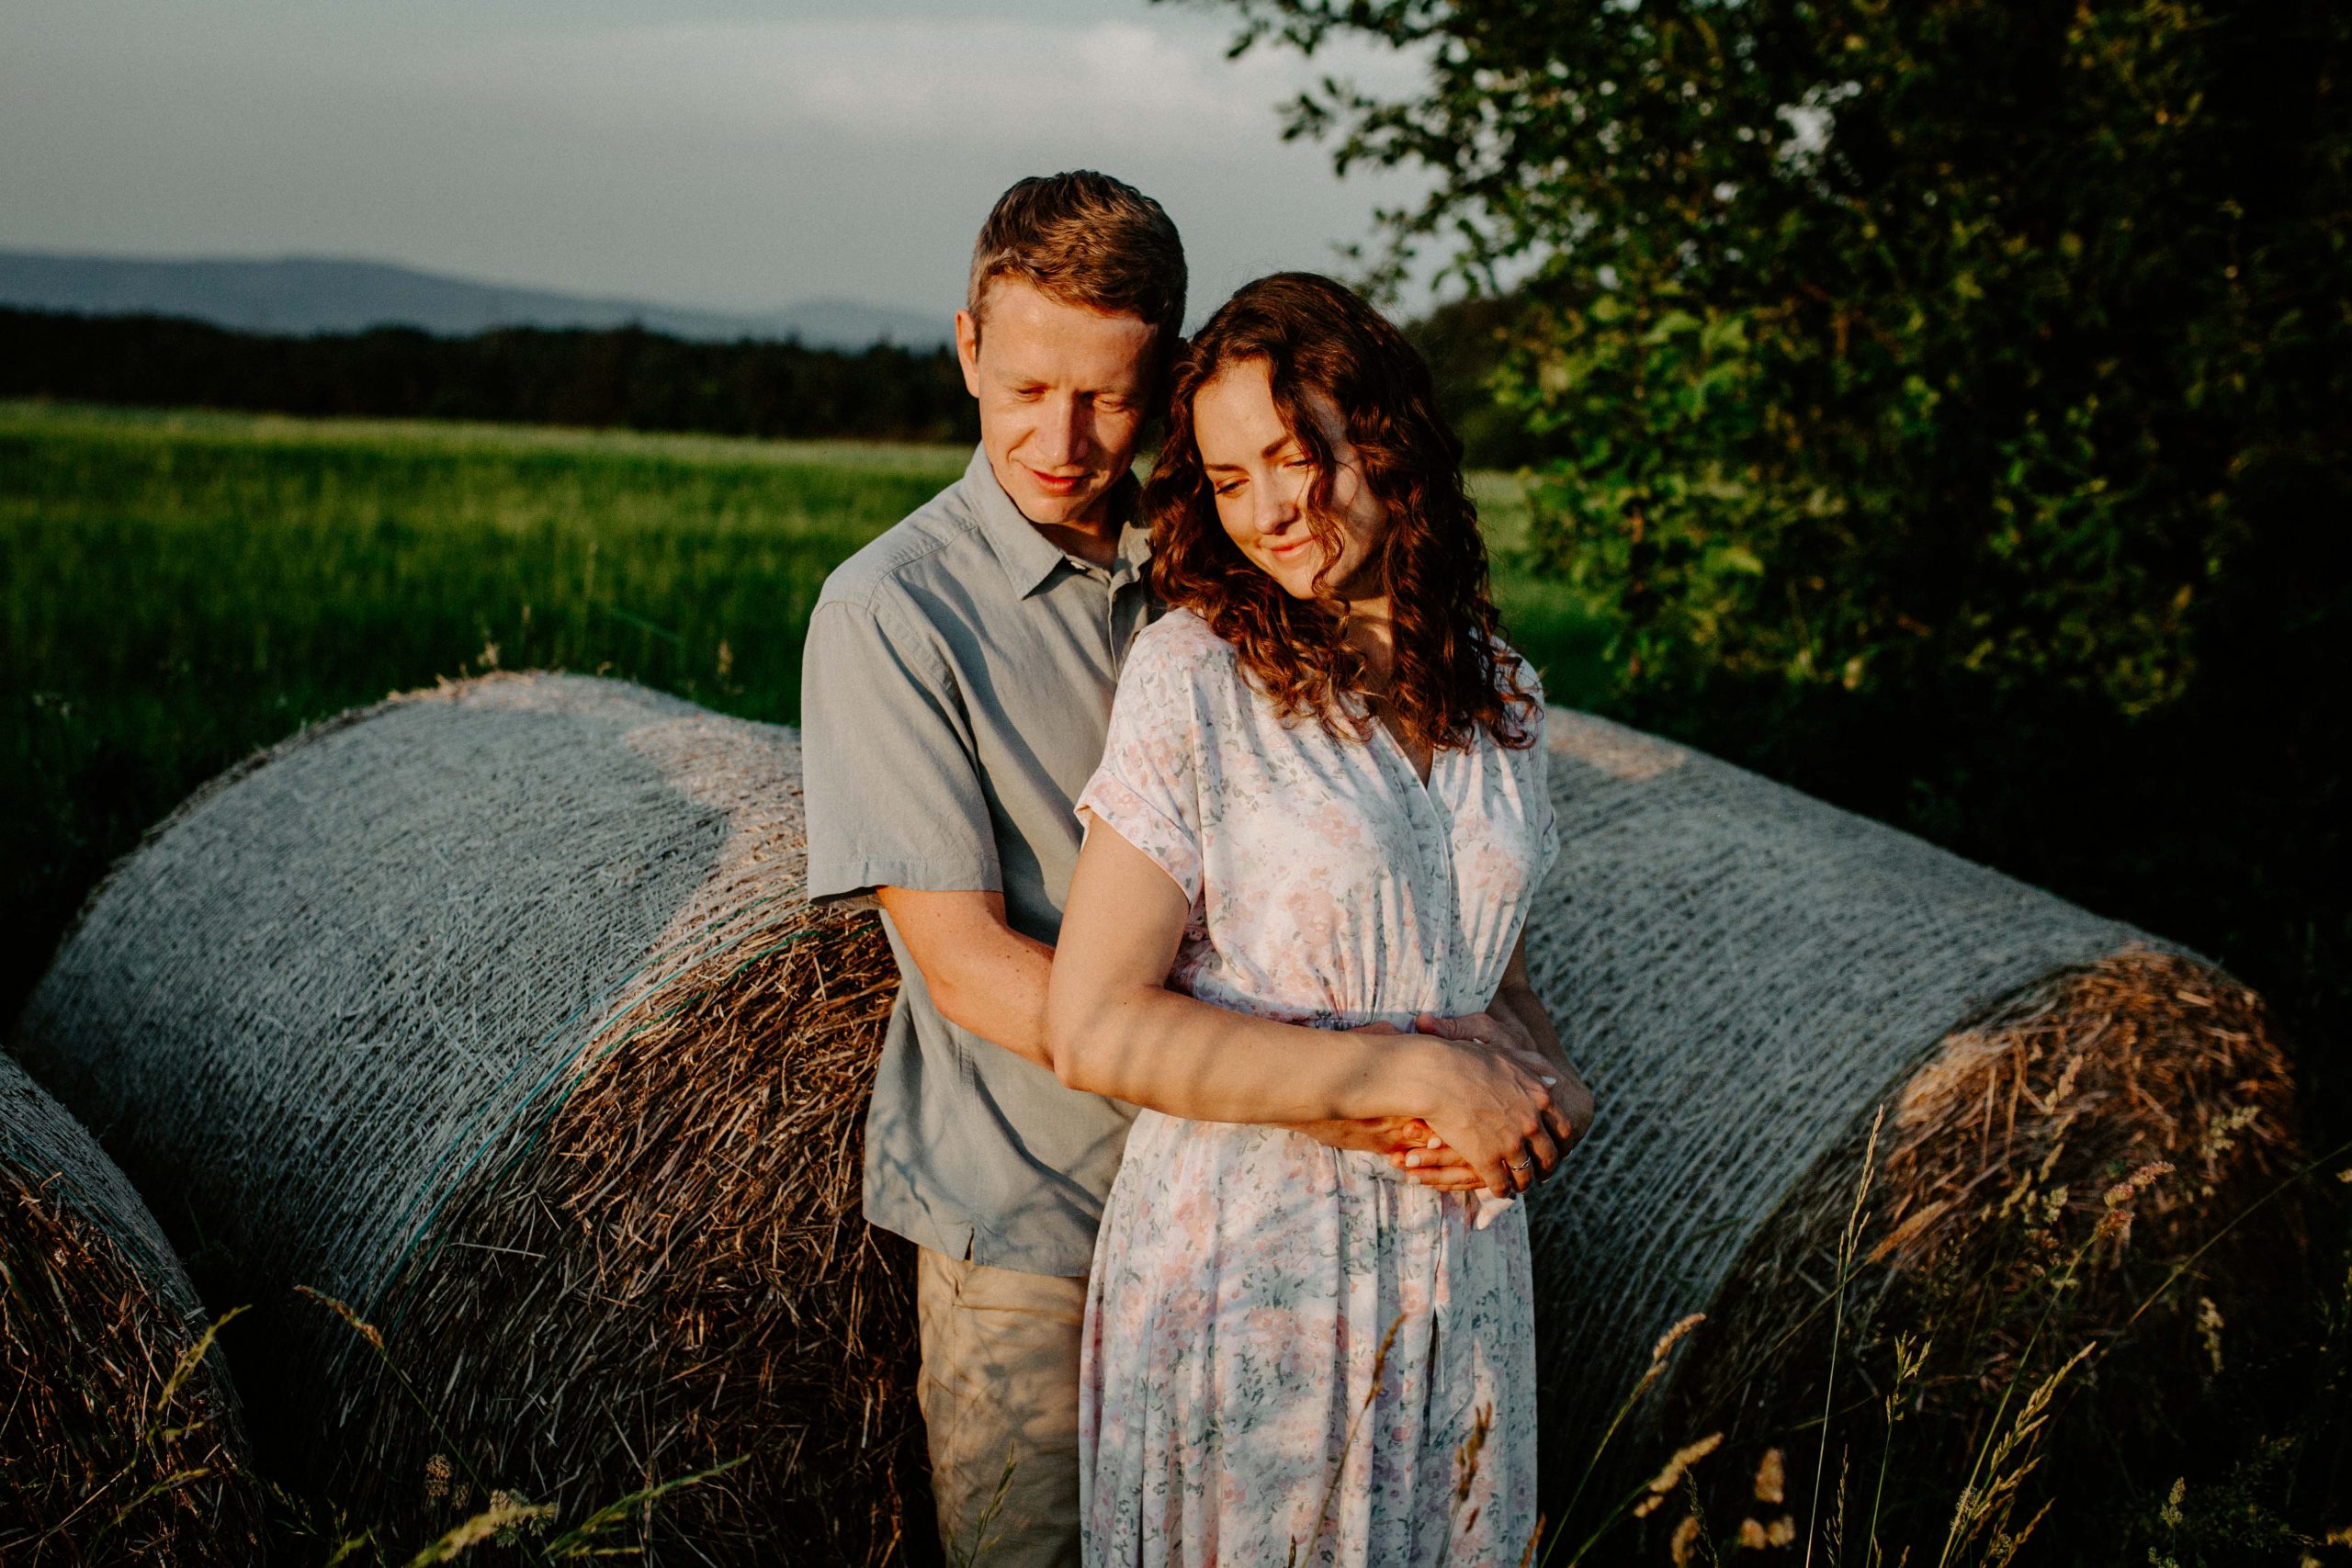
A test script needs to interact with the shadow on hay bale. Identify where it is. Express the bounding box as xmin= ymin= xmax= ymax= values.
xmin=13 ymin=674 xmax=921 ymax=1563
xmin=1522 ymin=712 xmax=2301 ymax=1545
xmin=11 ymin=678 xmax=2302 ymax=1561
xmin=1 ymin=1052 xmax=262 ymax=1562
